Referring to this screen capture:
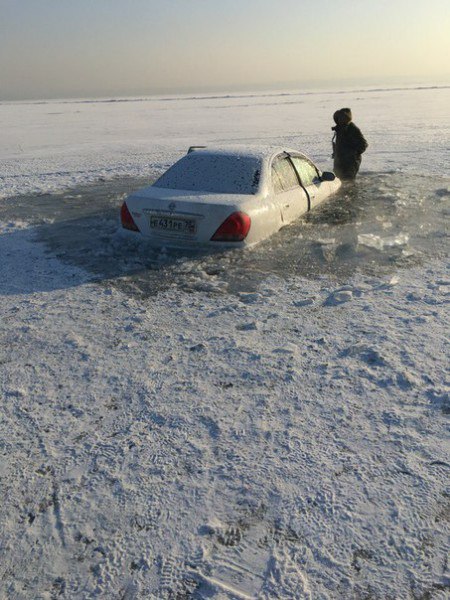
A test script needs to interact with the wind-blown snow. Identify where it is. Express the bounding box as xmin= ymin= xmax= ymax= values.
xmin=0 ymin=86 xmax=449 ymax=599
